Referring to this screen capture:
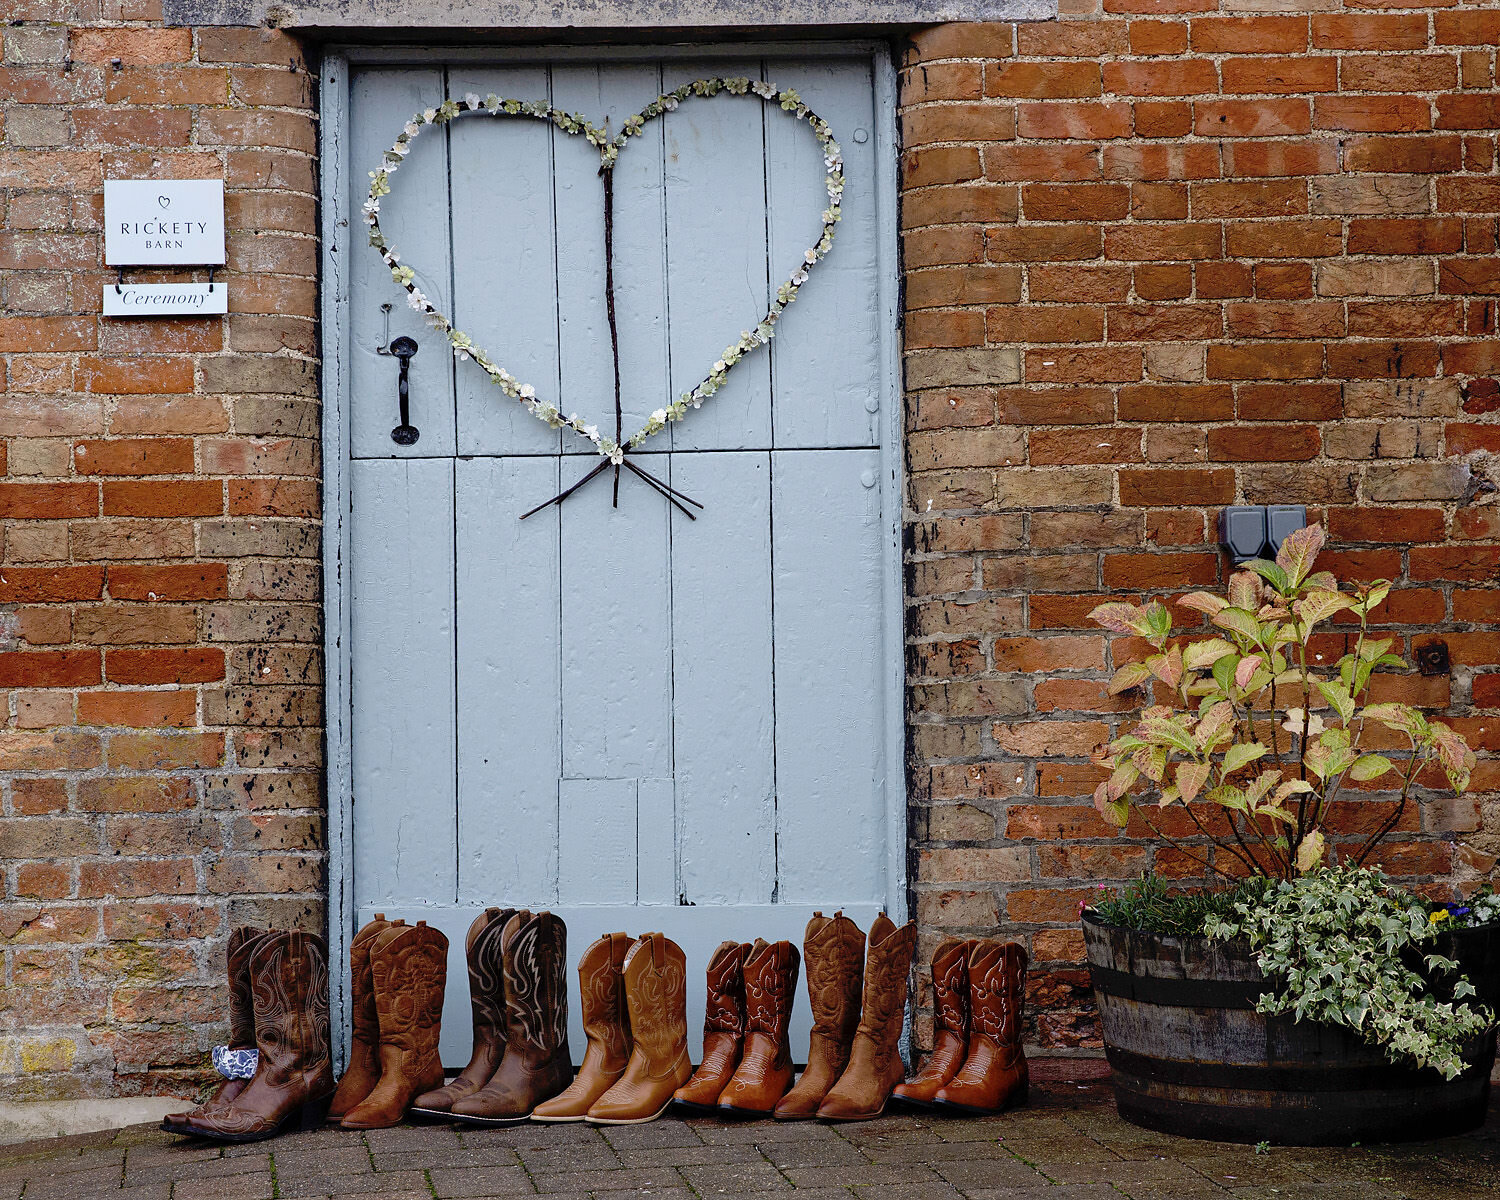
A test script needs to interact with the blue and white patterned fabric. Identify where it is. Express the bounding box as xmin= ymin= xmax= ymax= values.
xmin=212 ymin=1046 xmax=258 ymax=1079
